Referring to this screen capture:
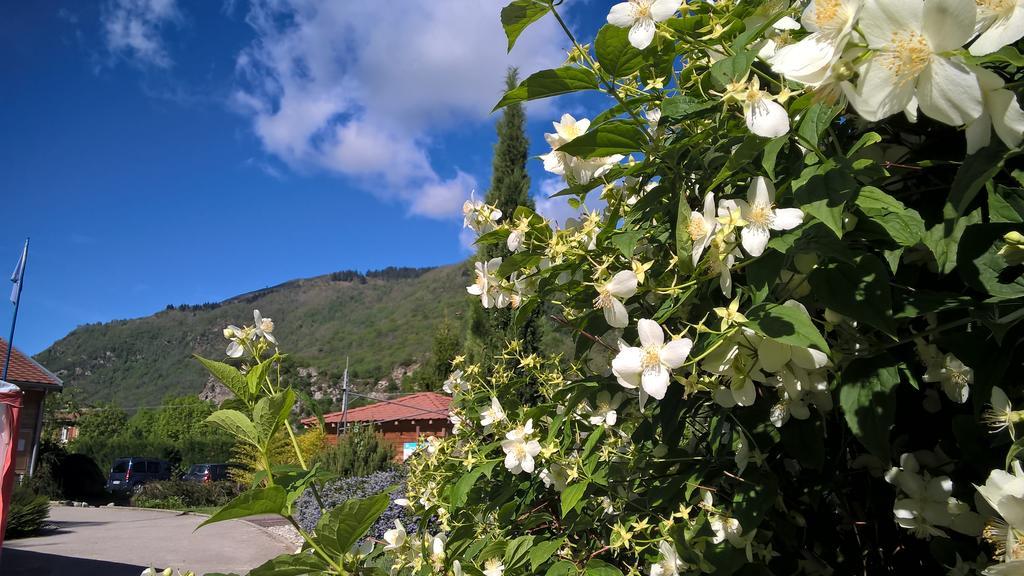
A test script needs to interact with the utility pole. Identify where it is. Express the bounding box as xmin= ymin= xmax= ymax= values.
xmin=339 ymin=357 xmax=349 ymax=436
